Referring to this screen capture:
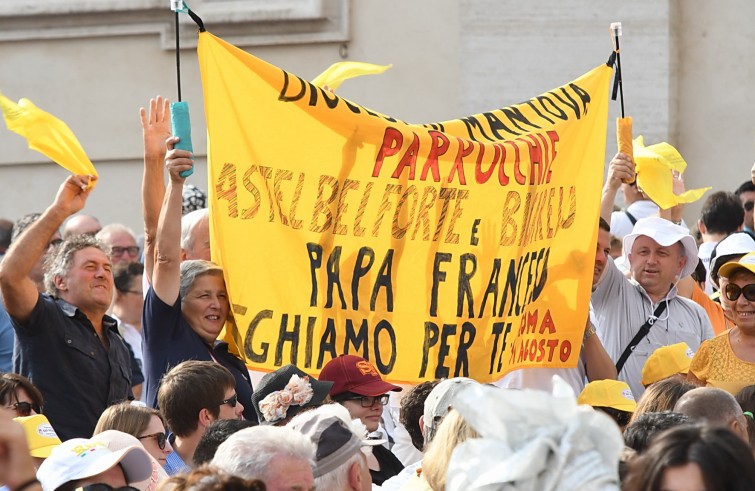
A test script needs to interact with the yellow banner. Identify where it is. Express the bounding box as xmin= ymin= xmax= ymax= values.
xmin=199 ymin=32 xmax=611 ymax=383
